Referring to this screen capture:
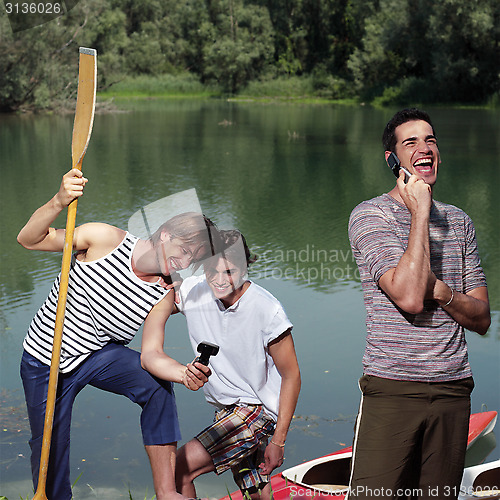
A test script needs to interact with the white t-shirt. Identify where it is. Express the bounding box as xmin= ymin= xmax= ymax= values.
xmin=177 ymin=275 xmax=293 ymax=421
